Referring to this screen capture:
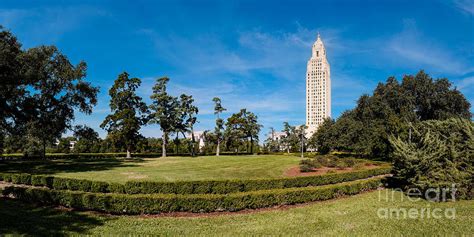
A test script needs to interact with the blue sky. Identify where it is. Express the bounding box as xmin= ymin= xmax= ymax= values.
xmin=1 ymin=0 xmax=473 ymax=139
